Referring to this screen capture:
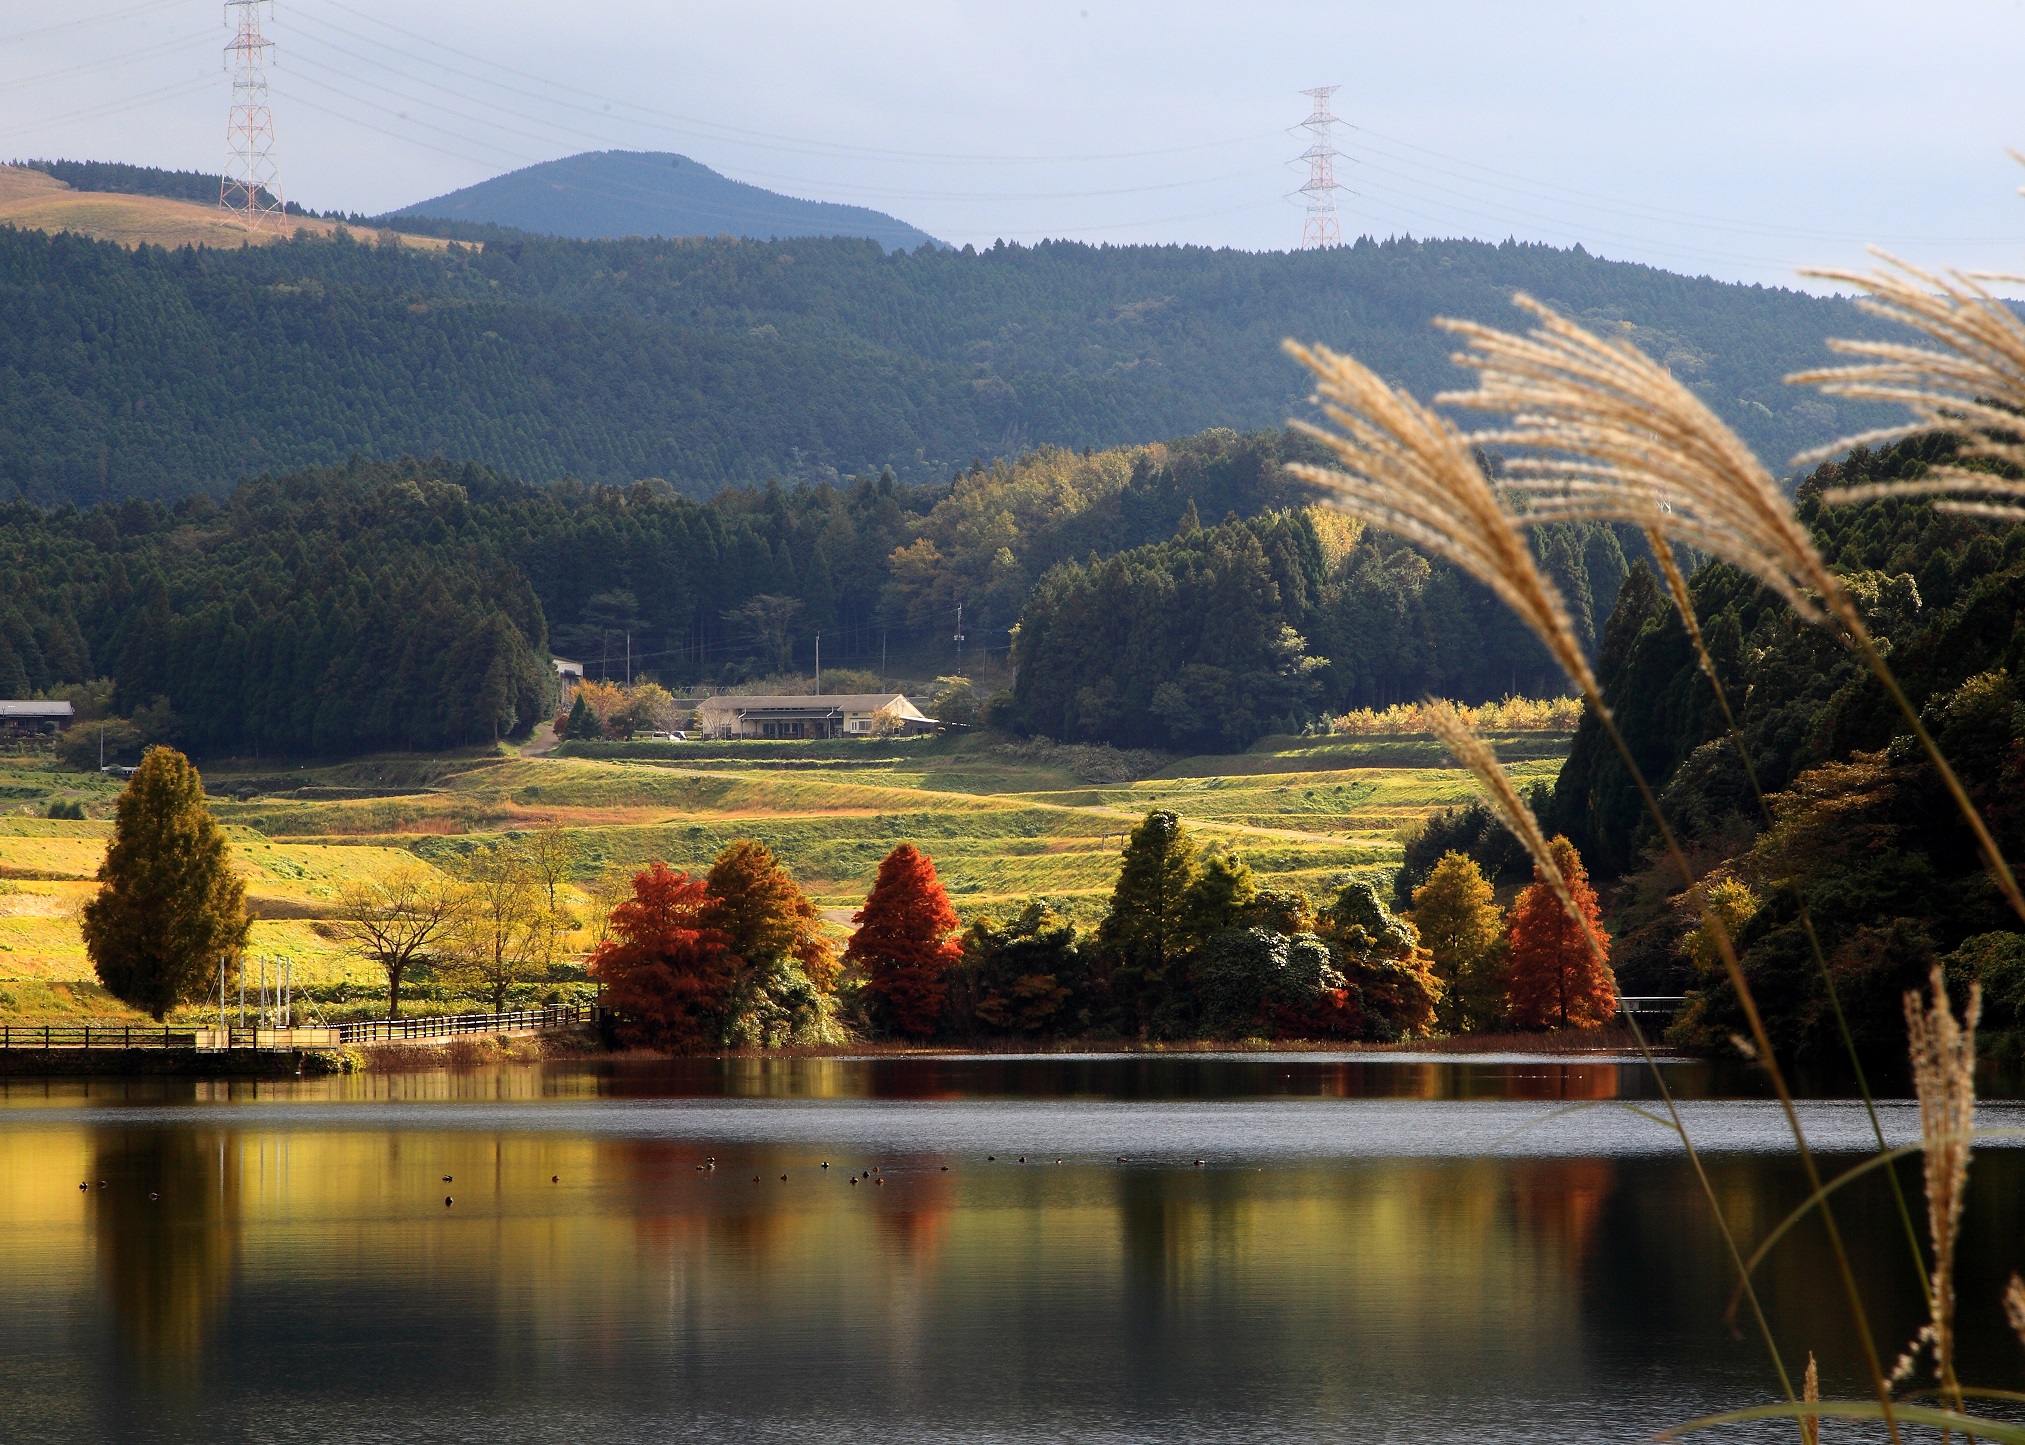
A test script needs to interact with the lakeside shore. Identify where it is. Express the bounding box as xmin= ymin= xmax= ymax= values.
xmin=0 ymin=1022 xmax=1666 ymax=1077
